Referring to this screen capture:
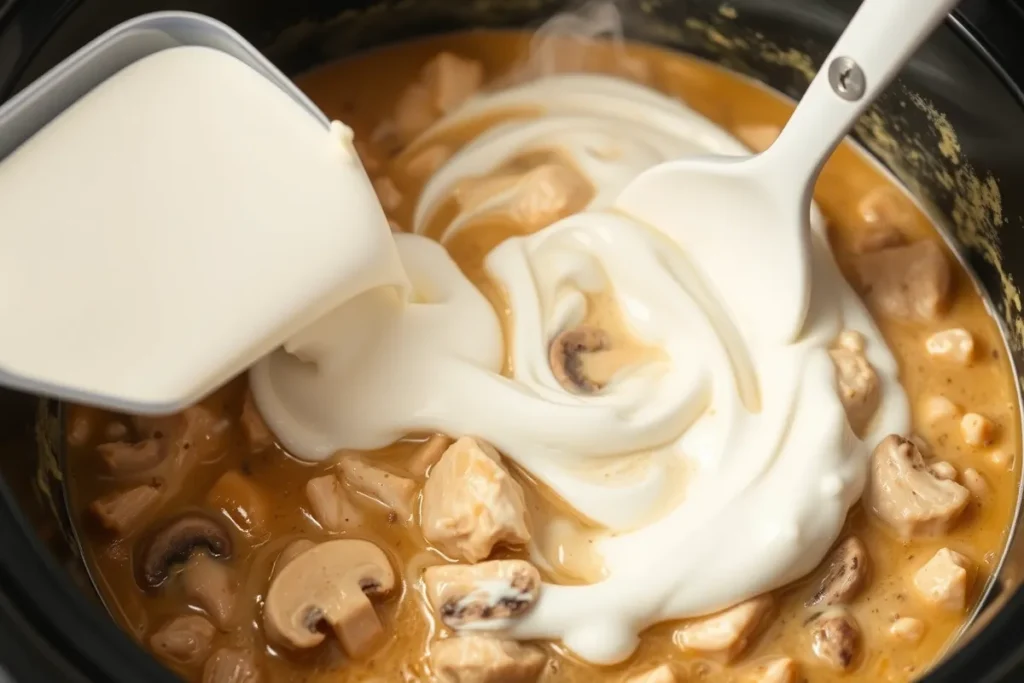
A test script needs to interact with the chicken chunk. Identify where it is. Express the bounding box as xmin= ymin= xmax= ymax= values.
xmin=890 ymin=616 xmax=926 ymax=643
xmin=422 ymin=52 xmax=484 ymax=114
xmin=404 ymin=144 xmax=452 ymax=179
xmin=424 ymin=560 xmax=541 ymax=627
xmin=961 ymin=412 xmax=997 ymax=447
xmin=921 ymin=394 xmax=960 ymax=425
xmin=240 ymin=393 xmax=273 ymax=451
xmin=207 ymin=470 xmax=269 ymax=536
xmin=421 ymin=437 xmax=531 ymax=562
xmin=98 ymin=439 xmax=164 ymax=477
xmin=150 ymin=615 xmax=216 ymax=666
xmin=394 ymin=84 xmax=436 ymax=143
xmin=182 ymin=553 xmax=237 ymax=629
xmin=203 ymin=648 xmax=260 ymax=683
xmin=853 ymin=241 xmax=952 ymax=321
xmin=626 ymin=665 xmax=677 ymax=683
xmin=866 ymin=435 xmax=970 ymax=538
xmin=90 ymin=484 xmax=162 ymax=535
xmin=429 ymin=636 xmax=546 ymax=683
xmin=913 ymin=548 xmax=974 ymax=611
xmin=925 ymin=328 xmax=975 ymax=364
xmin=305 ymin=474 xmax=364 ymax=532
xmin=673 ymin=595 xmax=774 ymax=662
xmin=829 ymin=345 xmax=880 ymax=435
xmin=337 ymin=457 xmax=418 ymax=523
